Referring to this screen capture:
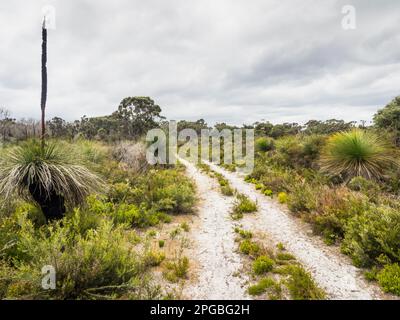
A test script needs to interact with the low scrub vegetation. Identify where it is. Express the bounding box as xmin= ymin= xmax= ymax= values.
xmin=376 ymin=264 xmax=400 ymax=295
xmin=245 ymin=99 xmax=400 ymax=295
xmin=235 ymin=227 xmax=325 ymax=300
xmin=253 ymin=256 xmax=275 ymax=274
xmin=283 ymin=265 xmax=326 ymax=300
xmin=0 ymin=140 xmax=196 ymax=299
xmin=163 ymin=256 xmax=190 ymax=283
xmin=2 ymin=91 xmax=400 ymax=299
xmin=231 ymin=194 xmax=257 ymax=220
xmin=248 ymin=277 xmax=281 ymax=297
